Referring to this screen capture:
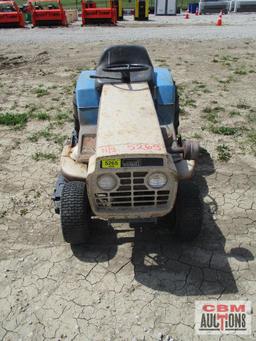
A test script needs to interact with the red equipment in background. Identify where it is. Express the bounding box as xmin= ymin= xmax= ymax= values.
xmin=0 ymin=0 xmax=25 ymax=27
xmin=81 ymin=0 xmax=117 ymax=26
xmin=28 ymin=0 xmax=67 ymax=27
